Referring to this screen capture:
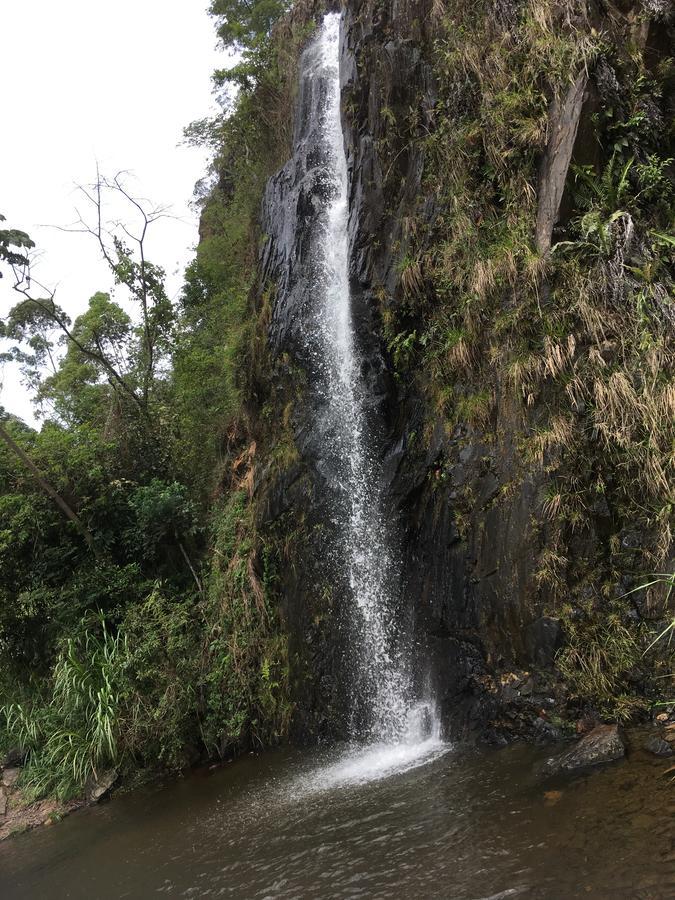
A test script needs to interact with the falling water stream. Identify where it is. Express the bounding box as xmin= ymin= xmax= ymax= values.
xmin=297 ymin=11 xmax=444 ymax=784
xmin=314 ymin=11 xmax=412 ymax=741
